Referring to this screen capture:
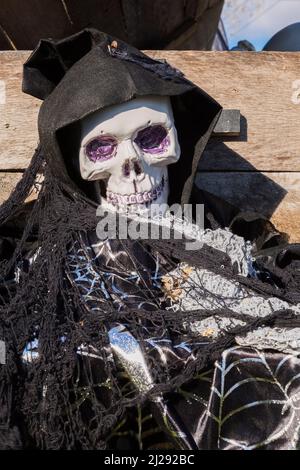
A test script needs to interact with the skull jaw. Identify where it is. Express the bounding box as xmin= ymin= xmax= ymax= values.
xmin=98 ymin=166 xmax=169 ymax=216
xmin=100 ymin=175 xmax=169 ymax=217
